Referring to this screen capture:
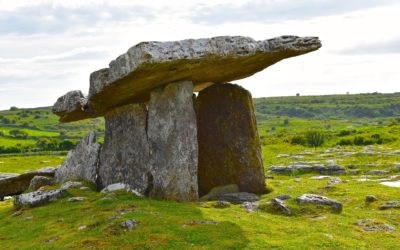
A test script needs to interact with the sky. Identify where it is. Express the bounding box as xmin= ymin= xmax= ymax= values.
xmin=0 ymin=0 xmax=399 ymax=110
